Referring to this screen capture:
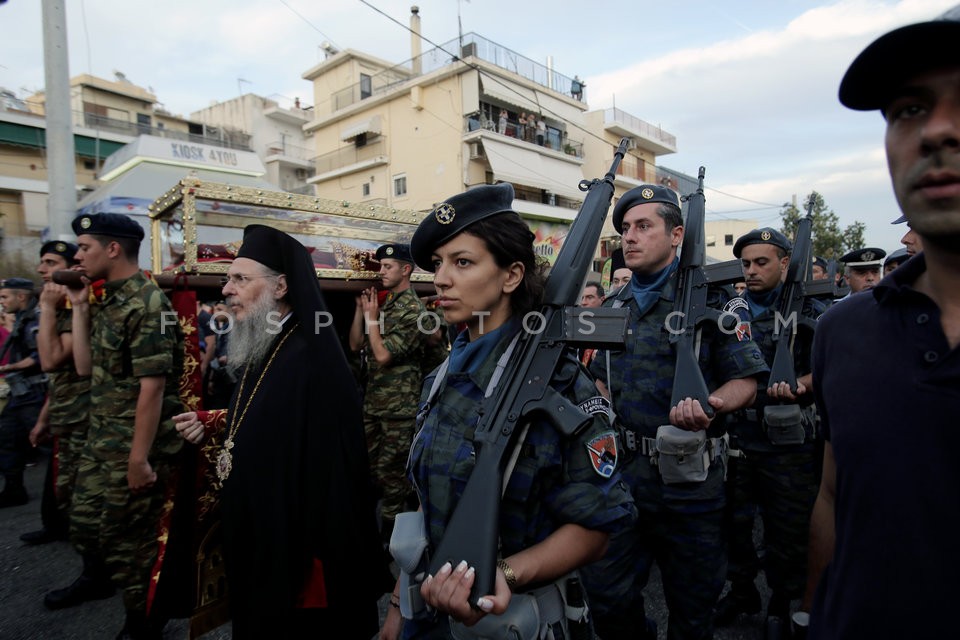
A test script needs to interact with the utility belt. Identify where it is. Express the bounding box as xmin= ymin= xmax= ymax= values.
xmin=617 ymin=424 xmax=728 ymax=484
xmin=730 ymin=404 xmax=811 ymax=446
xmin=4 ymin=372 xmax=48 ymax=399
xmin=390 ymin=511 xmax=591 ymax=639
